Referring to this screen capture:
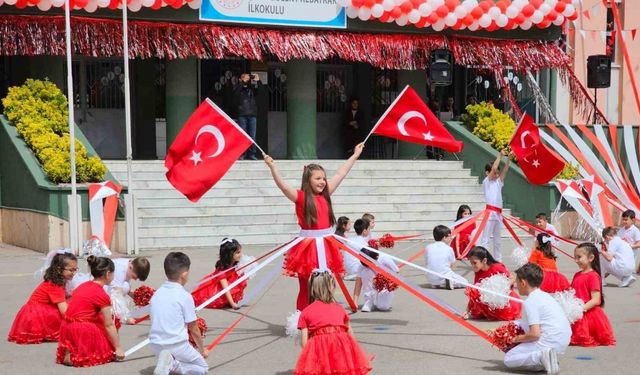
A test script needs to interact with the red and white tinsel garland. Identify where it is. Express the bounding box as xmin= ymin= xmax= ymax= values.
xmin=0 ymin=0 xmax=201 ymax=12
xmin=342 ymin=0 xmax=579 ymax=30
